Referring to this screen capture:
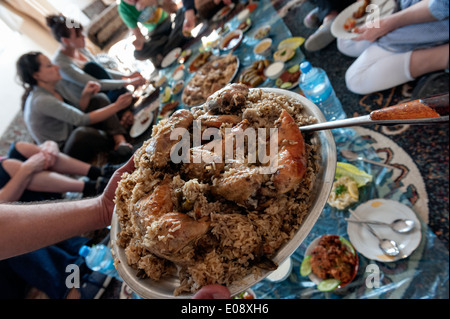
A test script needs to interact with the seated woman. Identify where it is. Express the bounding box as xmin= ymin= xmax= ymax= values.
xmin=17 ymin=51 xmax=134 ymax=163
xmin=46 ymin=15 xmax=146 ymax=129
xmin=337 ymin=0 xmax=449 ymax=95
xmin=0 ymin=141 xmax=120 ymax=299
